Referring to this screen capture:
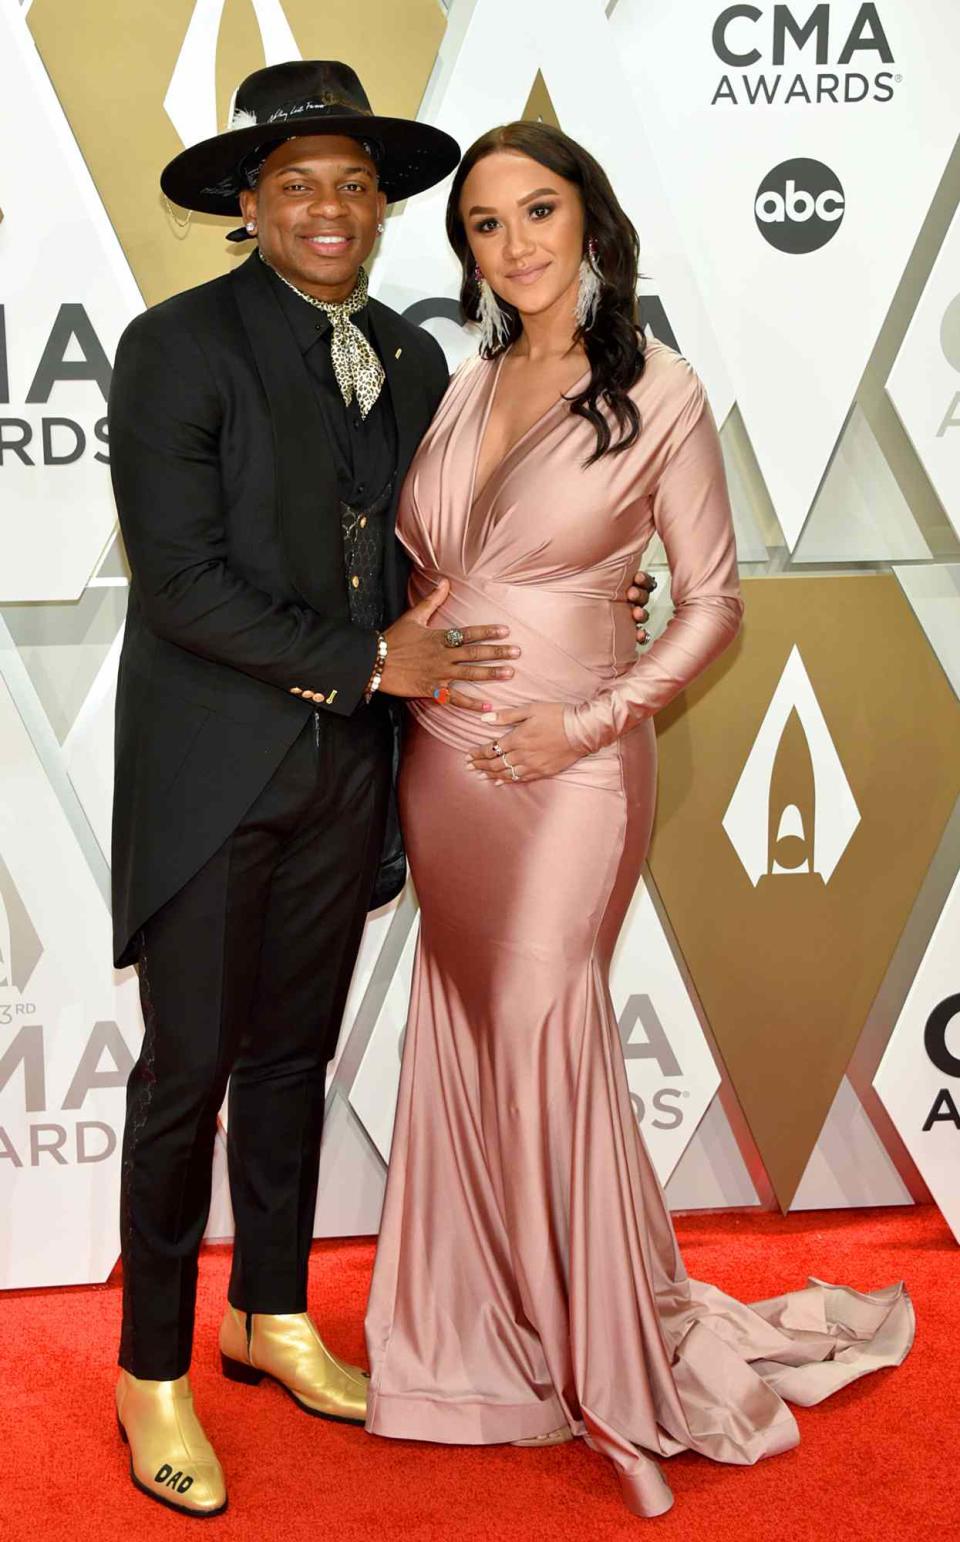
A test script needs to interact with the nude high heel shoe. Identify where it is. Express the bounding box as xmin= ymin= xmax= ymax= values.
xmin=512 ymin=1428 xmax=573 ymax=1447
